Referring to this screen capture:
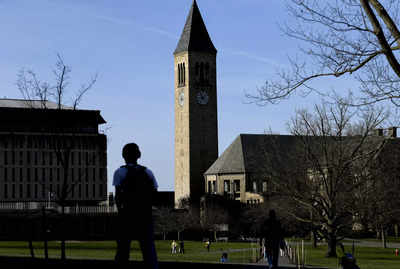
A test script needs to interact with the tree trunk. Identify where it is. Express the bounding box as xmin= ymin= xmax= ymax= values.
xmin=311 ymin=229 xmax=318 ymax=248
xmin=326 ymin=235 xmax=337 ymax=257
xmin=395 ymin=224 xmax=399 ymax=238
xmin=61 ymin=205 xmax=66 ymax=260
xmin=28 ymin=240 xmax=35 ymax=259
xmin=42 ymin=206 xmax=48 ymax=260
xmin=29 ymin=223 xmax=35 ymax=259
xmin=382 ymin=226 xmax=387 ymax=249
